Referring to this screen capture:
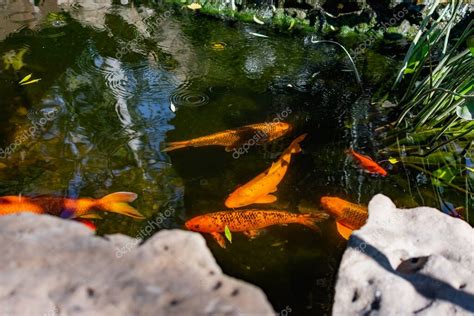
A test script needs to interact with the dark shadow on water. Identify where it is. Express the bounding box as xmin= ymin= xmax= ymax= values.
xmin=348 ymin=235 xmax=474 ymax=312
